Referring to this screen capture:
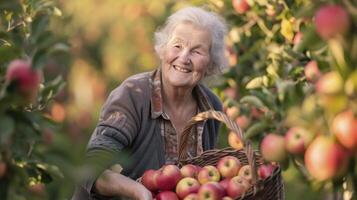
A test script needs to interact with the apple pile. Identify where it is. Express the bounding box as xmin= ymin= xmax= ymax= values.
xmin=260 ymin=111 xmax=356 ymax=182
xmin=141 ymin=156 xmax=277 ymax=200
